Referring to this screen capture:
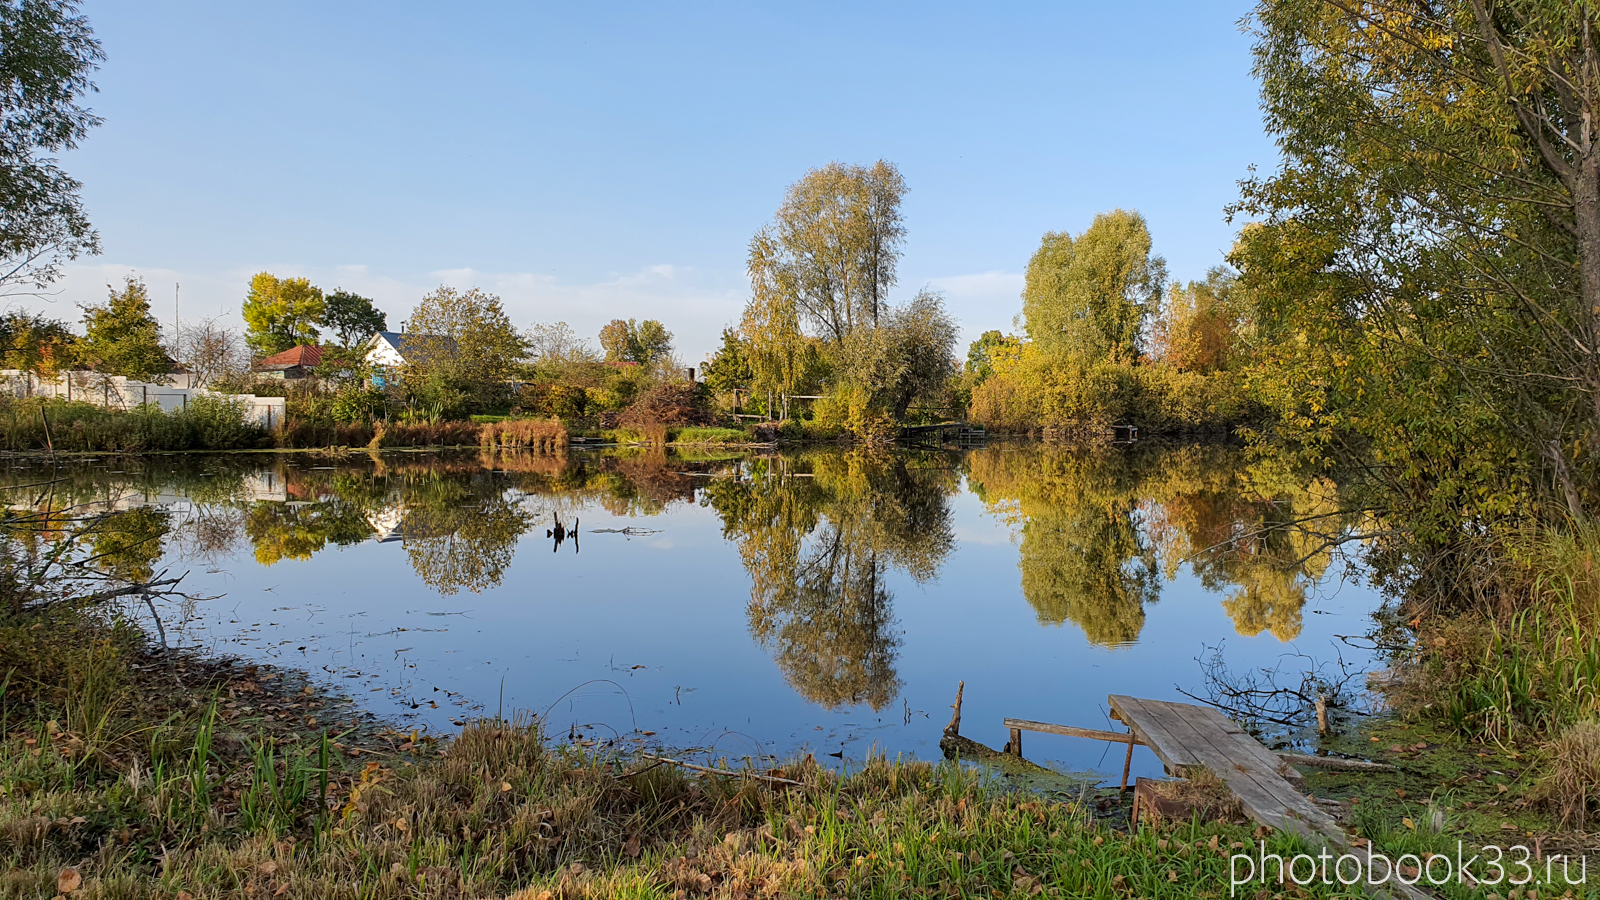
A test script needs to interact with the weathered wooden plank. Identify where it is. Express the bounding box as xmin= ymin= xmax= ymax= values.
xmin=1002 ymin=715 xmax=1388 ymax=772
xmin=1140 ymin=703 xmax=1340 ymax=841
xmin=1002 ymin=718 xmax=1143 ymax=745
xmin=1108 ymin=695 xmax=1428 ymax=900
xmin=1108 ymin=696 xmax=1200 ymax=769
xmin=1110 ymin=697 xmax=1335 ymax=840
xmin=1132 ymin=699 xmax=1308 ymax=790
xmin=1139 ymin=707 xmax=1323 ymax=838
